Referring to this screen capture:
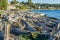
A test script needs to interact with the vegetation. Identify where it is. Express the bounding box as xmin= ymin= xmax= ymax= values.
xmin=18 ymin=32 xmax=50 ymax=40
xmin=11 ymin=0 xmax=19 ymax=4
xmin=18 ymin=33 xmax=31 ymax=40
xmin=0 ymin=11 xmax=4 ymax=14
xmin=35 ymin=3 xmax=60 ymax=10
xmin=0 ymin=0 xmax=8 ymax=10
xmin=28 ymin=0 xmax=32 ymax=4
xmin=16 ymin=5 xmax=28 ymax=10
xmin=18 ymin=0 xmax=60 ymax=10
xmin=1 ymin=0 xmax=60 ymax=10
